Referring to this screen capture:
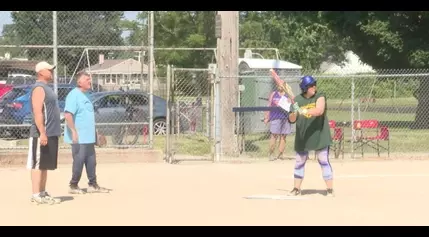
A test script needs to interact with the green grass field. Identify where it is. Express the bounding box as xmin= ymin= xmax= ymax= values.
xmin=327 ymin=110 xmax=415 ymax=123
xmin=156 ymin=126 xmax=428 ymax=158
xmin=238 ymin=127 xmax=427 ymax=157
xmin=158 ymin=95 xmax=423 ymax=158
xmin=328 ymin=97 xmax=417 ymax=107
xmin=11 ymin=125 xmax=426 ymax=158
xmin=174 ymin=96 xmax=418 ymax=108
xmin=157 ymin=96 xmax=420 ymax=157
